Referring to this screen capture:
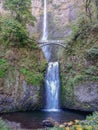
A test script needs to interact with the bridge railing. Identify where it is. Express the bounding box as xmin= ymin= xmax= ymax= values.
xmin=38 ymin=40 xmax=64 ymax=44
